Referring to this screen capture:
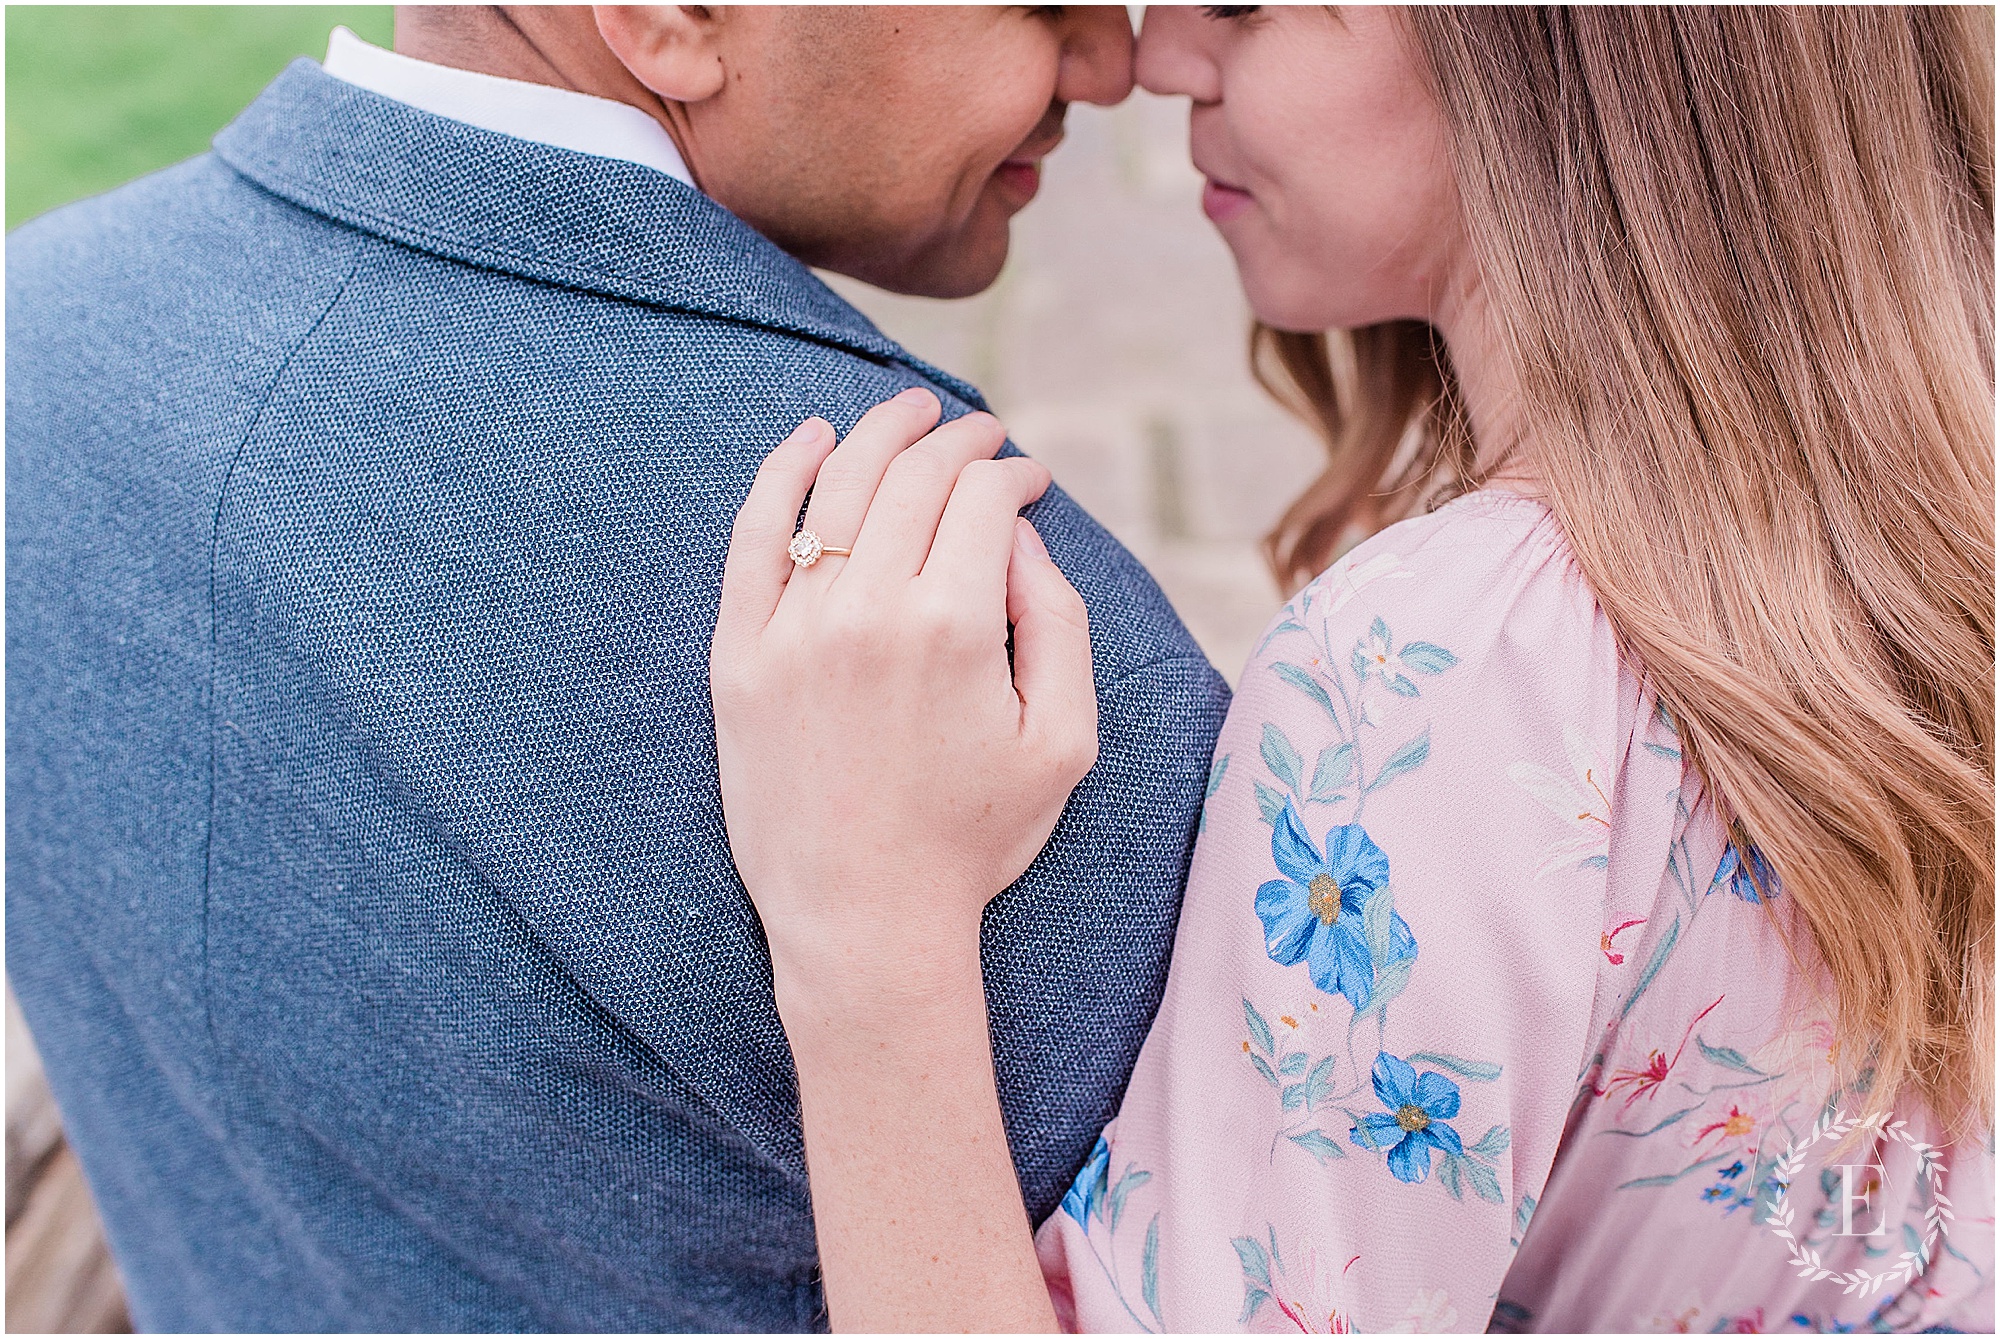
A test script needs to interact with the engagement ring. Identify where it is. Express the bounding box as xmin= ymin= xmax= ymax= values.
xmin=787 ymin=529 xmax=850 ymax=568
